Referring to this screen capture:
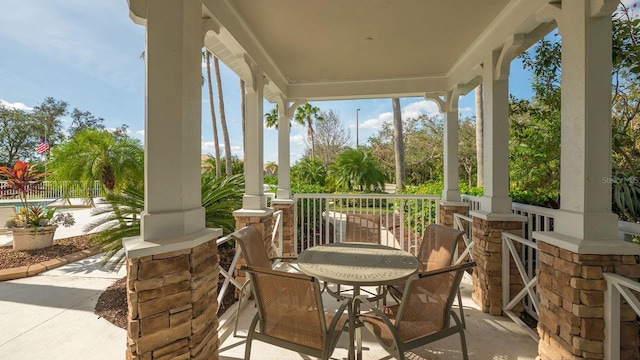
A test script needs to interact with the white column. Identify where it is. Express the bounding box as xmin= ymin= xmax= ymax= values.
xmin=276 ymin=97 xmax=292 ymax=199
xmin=242 ymin=66 xmax=267 ymax=210
xmin=442 ymin=91 xmax=461 ymax=202
xmin=139 ymin=0 xmax=205 ymax=241
xmin=480 ymin=50 xmax=512 ymax=214
xmin=553 ymin=0 xmax=618 ymax=241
